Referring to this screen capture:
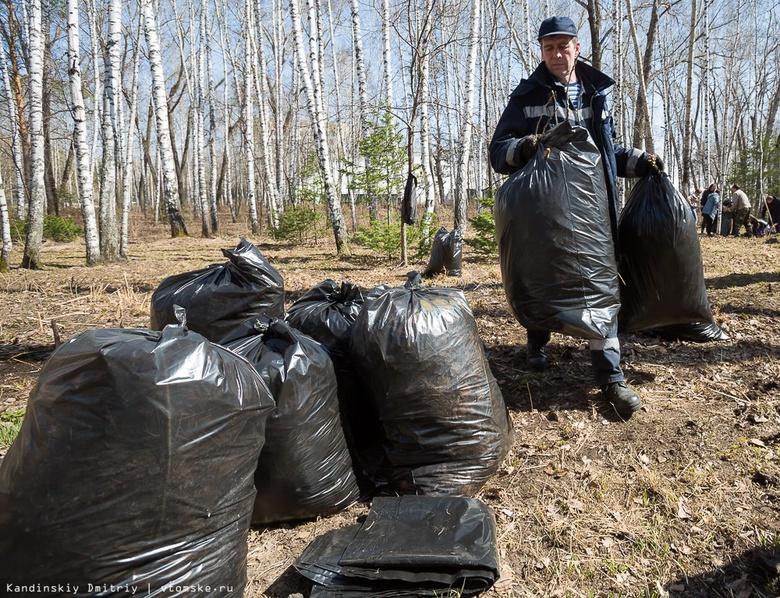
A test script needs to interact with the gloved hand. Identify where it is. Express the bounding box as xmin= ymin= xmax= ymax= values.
xmin=518 ymin=134 xmax=541 ymax=162
xmin=645 ymin=153 xmax=665 ymax=174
